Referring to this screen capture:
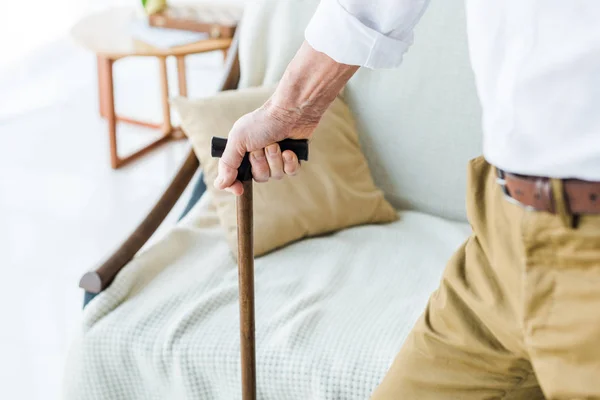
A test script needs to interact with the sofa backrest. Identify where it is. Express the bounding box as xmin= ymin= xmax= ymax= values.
xmin=238 ymin=0 xmax=482 ymax=222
